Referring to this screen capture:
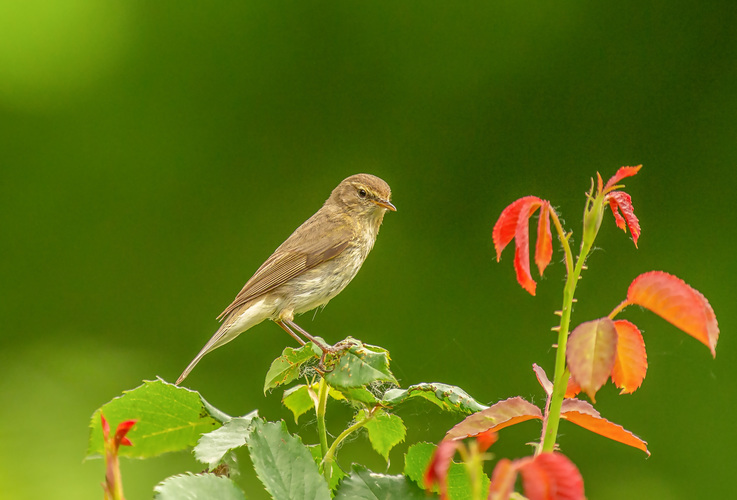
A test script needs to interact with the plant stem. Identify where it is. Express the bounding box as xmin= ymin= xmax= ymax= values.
xmin=541 ymin=217 xmax=594 ymax=452
xmin=315 ymin=377 xmax=331 ymax=480
xmin=322 ymin=412 xmax=374 ymax=476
